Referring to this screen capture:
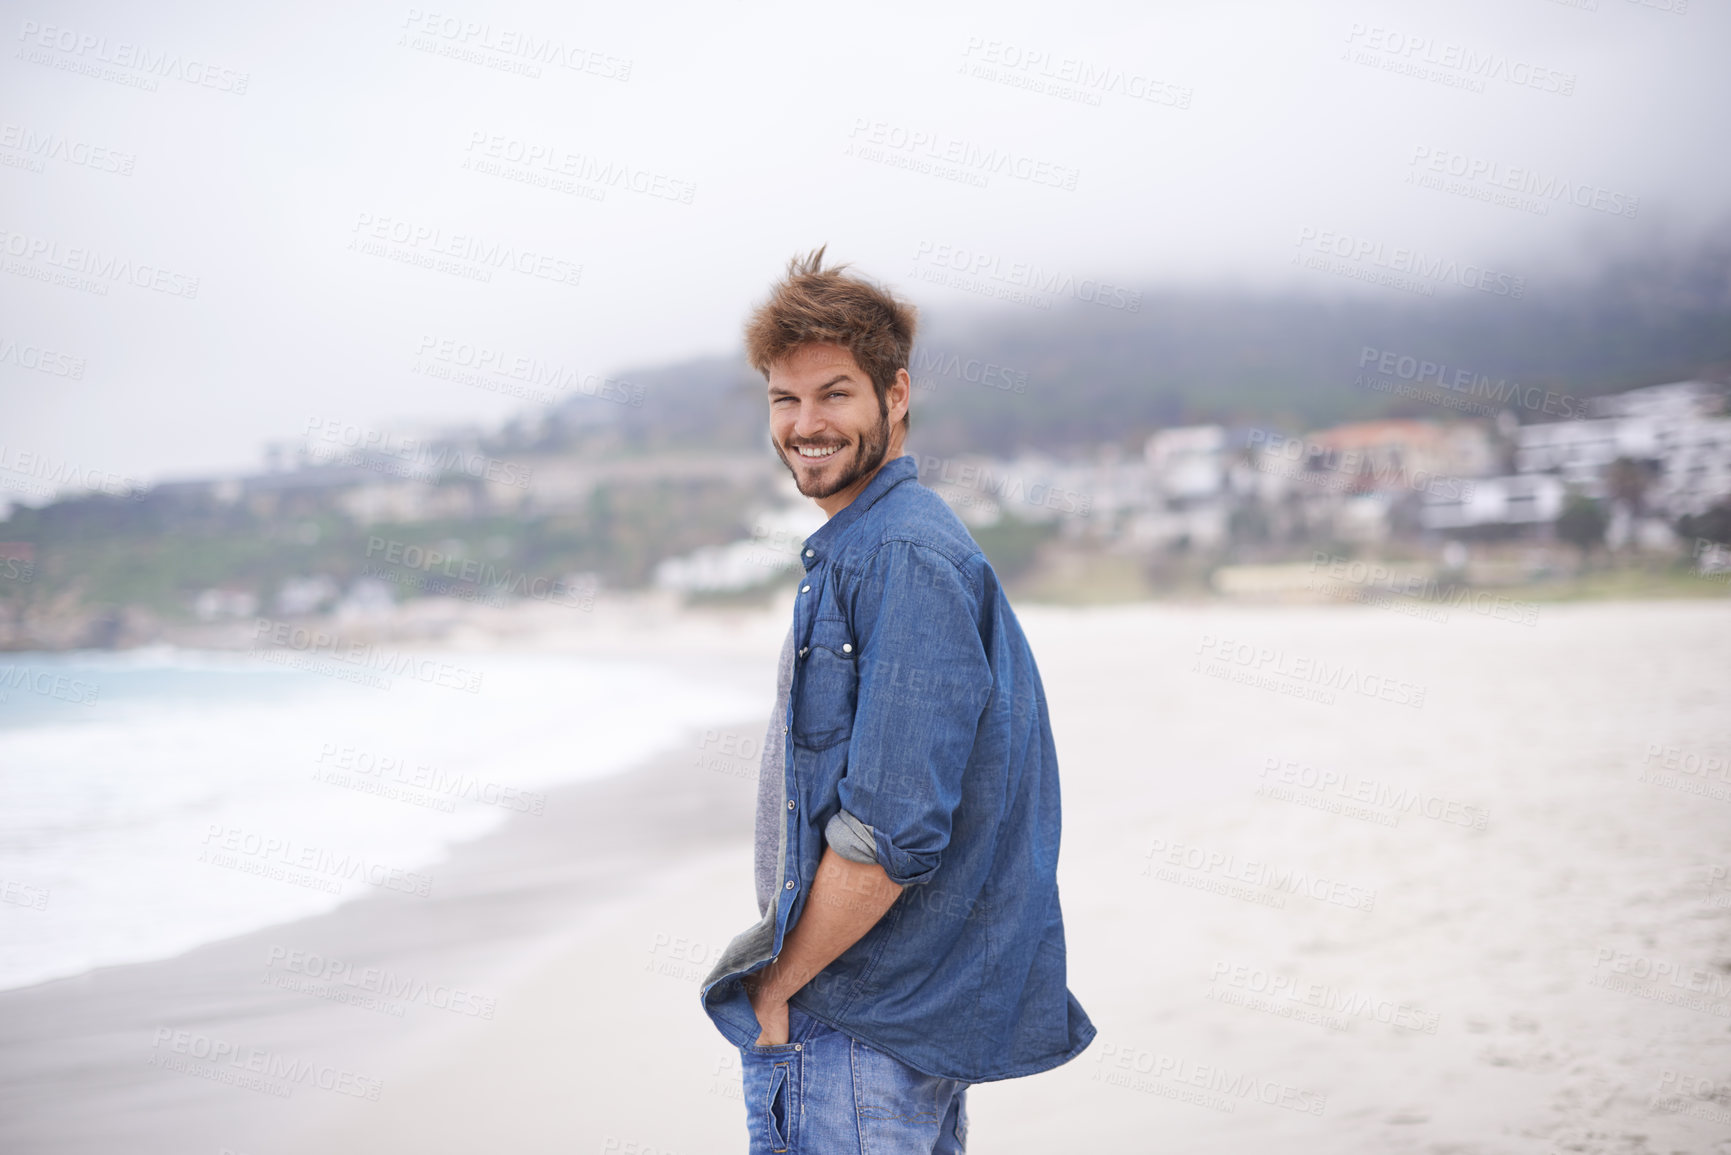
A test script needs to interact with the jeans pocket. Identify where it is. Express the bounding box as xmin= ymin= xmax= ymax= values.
xmin=740 ymin=1045 xmax=801 ymax=1154
xmin=766 ymin=1061 xmax=791 ymax=1151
